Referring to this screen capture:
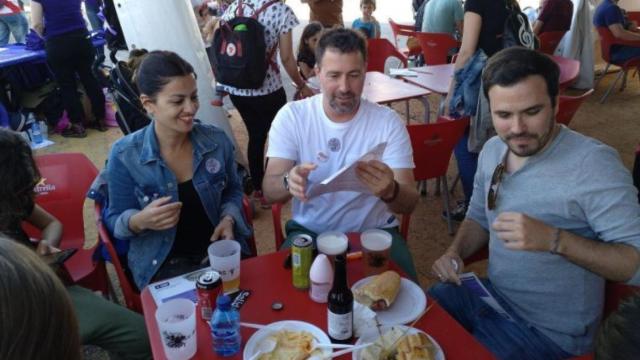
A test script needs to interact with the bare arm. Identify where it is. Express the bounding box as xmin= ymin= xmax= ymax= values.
xmin=298 ymin=62 xmax=315 ymax=80
xmin=262 ymin=157 xmax=297 ymax=204
xmin=26 ymin=204 xmax=63 ymax=248
xmin=492 ymin=212 xmax=640 ymax=283
xmin=31 ymin=1 xmax=45 ymax=36
xmin=532 ymin=20 xmax=543 ymax=35
xmin=279 ymin=31 xmax=311 ymax=91
xmin=432 ymin=218 xmax=490 ymax=284
xmin=556 ymin=230 xmax=640 ymax=283
xmin=609 ymin=22 xmax=640 ymax=42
